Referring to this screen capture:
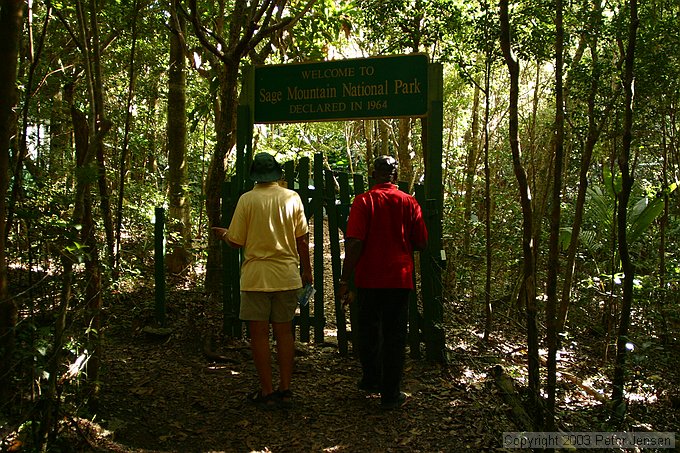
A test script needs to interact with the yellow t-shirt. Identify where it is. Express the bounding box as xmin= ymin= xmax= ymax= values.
xmin=226 ymin=182 xmax=308 ymax=291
